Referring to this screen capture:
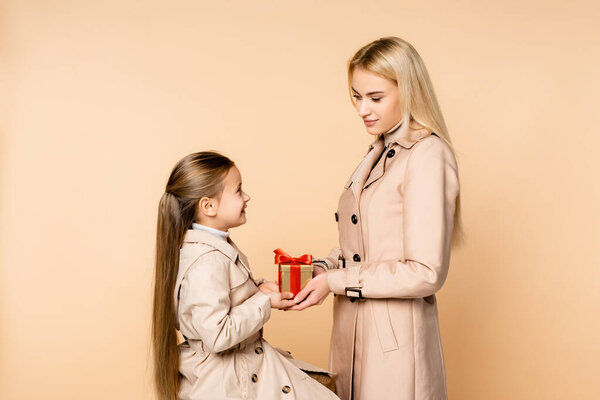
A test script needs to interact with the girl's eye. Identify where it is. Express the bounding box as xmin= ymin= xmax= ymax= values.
xmin=371 ymin=97 xmax=382 ymax=102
